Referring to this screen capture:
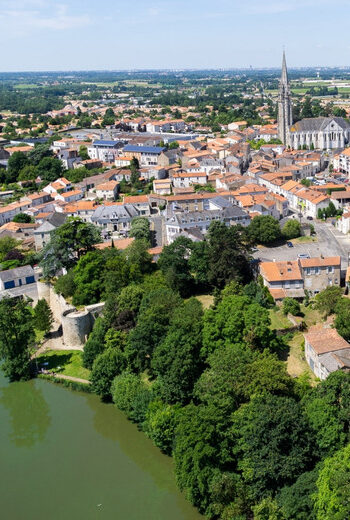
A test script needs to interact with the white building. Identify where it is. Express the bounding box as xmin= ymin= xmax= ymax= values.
xmin=304 ymin=326 xmax=350 ymax=380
